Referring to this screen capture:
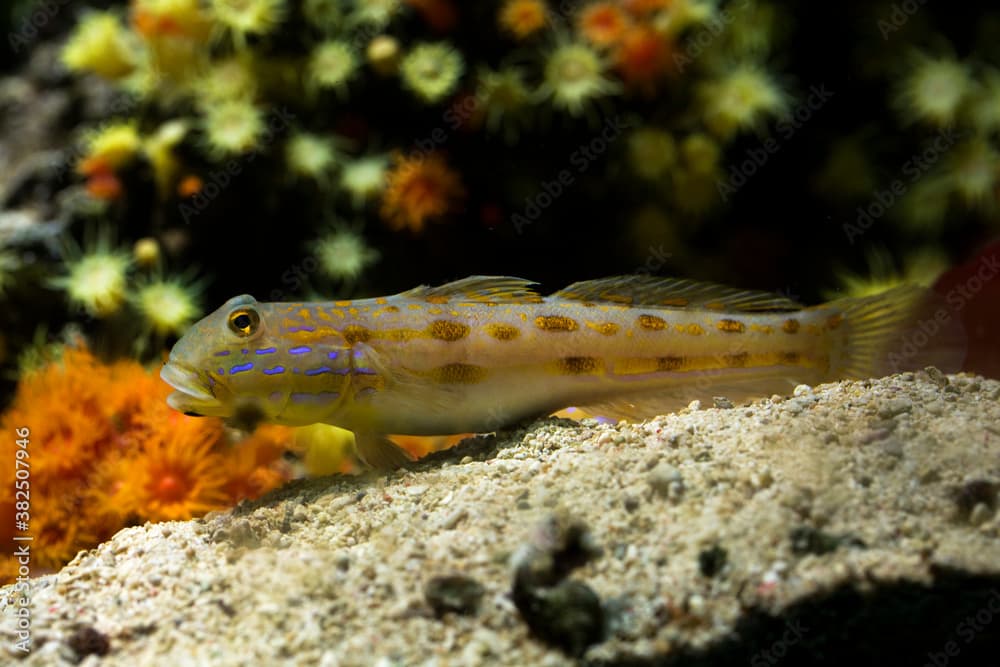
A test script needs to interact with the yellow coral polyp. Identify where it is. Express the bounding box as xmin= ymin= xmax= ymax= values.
xmin=945 ymin=139 xmax=1000 ymax=210
xmin=307 ymin=40 xmax=359 ymax=95
xmin=61 ymin=11 xmax=137 ymax=79
xmin=476 ymin=66 xmax=531 ymax=137
xmin=627 ymin=127 xmax=677 ymax=181
xmin=143 ymin=120 xmax=189 ymax=197
xmin=699 ymin=65 xmax=787 ymax=139
xmin=314 ymin=226 xmax=380 ymax=281
xmin=134 ymin=276 xmax=203 ymax=337
xmin=77 ymin=122 xmax=143 ymax=176
xmin=193 ymin=57 xmax=258 ymax=105
xmin=202 ymin=100 xmax=265 ymax=156
xmin=208 ymin=0 xmax=287 ymax=48
xmin=400 ymin=42 xmax=465 ymax=104
xmin=540 ymin=41 xmax=619 ymax=117
xmin=341 ymin=155 xmax=390 ymax=207
xmin=895 ymin=54 xmax=971 ymax=128
xmin=286 ymin=132 xmax=340 ymax=180
xmin=52 ymin=239 xmax=131 ymax=319
xmin=367 ymin=35 xmax=401 ymax=76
